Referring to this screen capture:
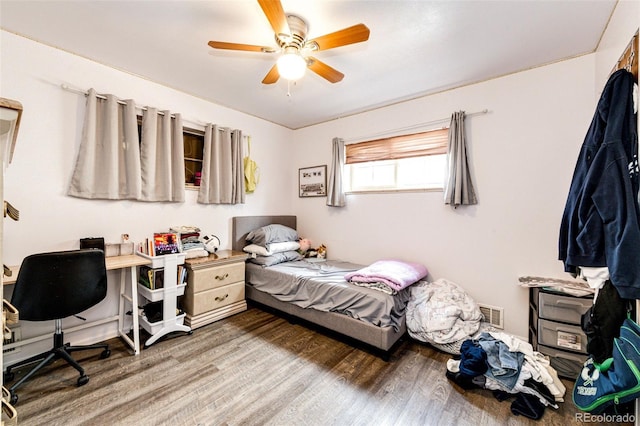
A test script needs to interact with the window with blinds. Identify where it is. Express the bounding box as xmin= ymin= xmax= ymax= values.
xmin=345 ymin=128 xmax=448 ymax=192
